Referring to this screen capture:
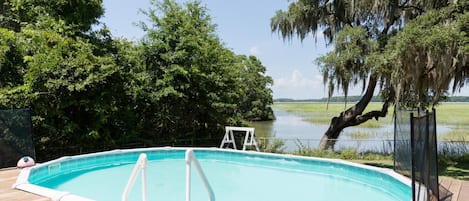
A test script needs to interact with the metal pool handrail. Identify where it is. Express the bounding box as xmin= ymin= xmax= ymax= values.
xmin=122 ymin=153 xmax=148 ymax=201
xmin=185 ymin=149 xmax=215 ymax=201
